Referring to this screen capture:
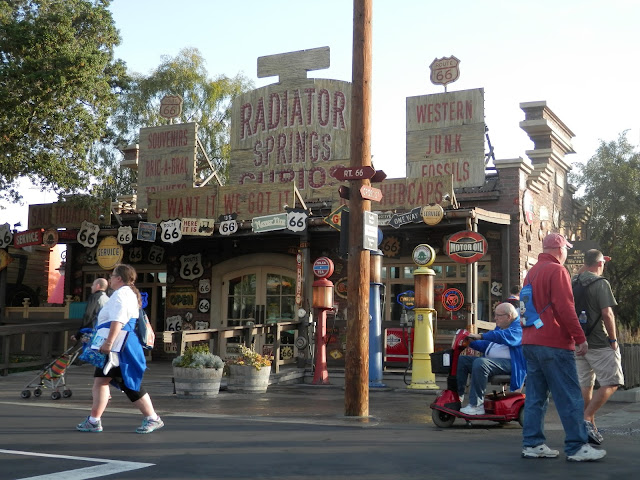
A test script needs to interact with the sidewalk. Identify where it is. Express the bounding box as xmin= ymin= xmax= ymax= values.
xmin=2 ymin=360 xmax=639 ymax=432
